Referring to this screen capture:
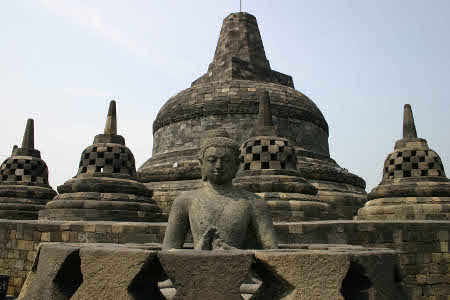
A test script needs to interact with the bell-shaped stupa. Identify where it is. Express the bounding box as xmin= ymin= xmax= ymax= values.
xmin=233 ymin=92 xmax=334 ymax=221
xmin=358 ymin=104 xmax=450 ymax=220
xmin=139 ymin=12 xmax=367 ymax=220
xmin=0 ymin=119 xmax=57 ymax=219
xmin=39 ymin=101 xmax=161 ymax=221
